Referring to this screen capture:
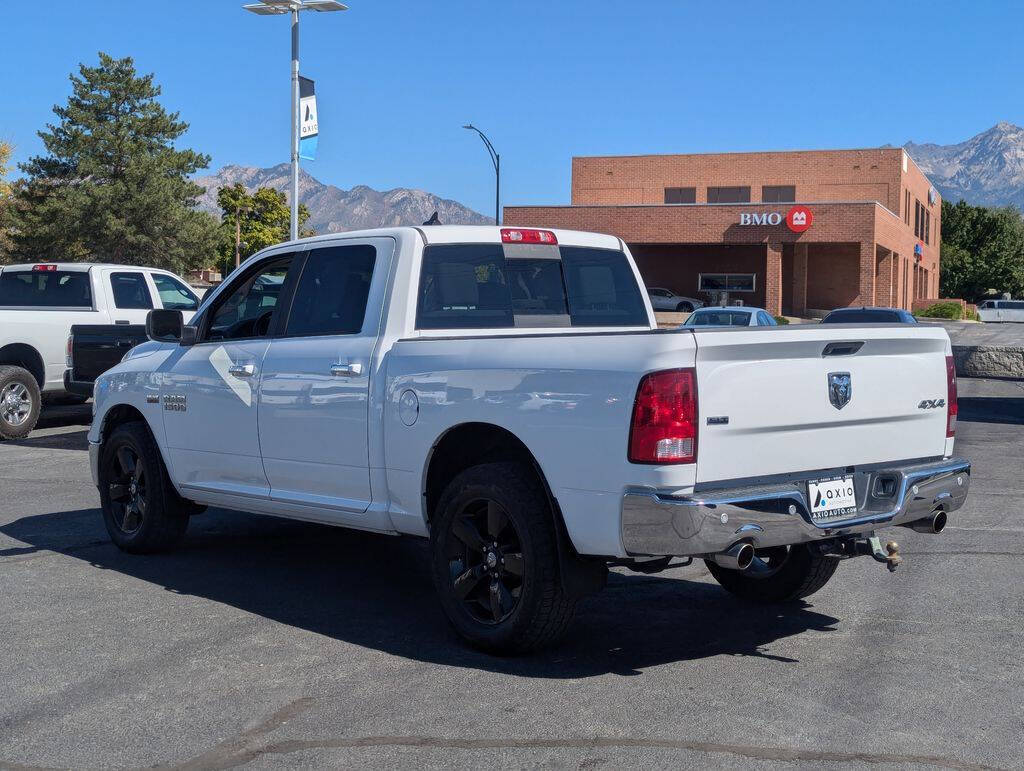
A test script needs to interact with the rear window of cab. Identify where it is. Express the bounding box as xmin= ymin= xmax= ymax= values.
xmin=0 ymin=270 xmax=93 ymax=307
xmin=416 ymin=244 xmax=649 ymax=329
